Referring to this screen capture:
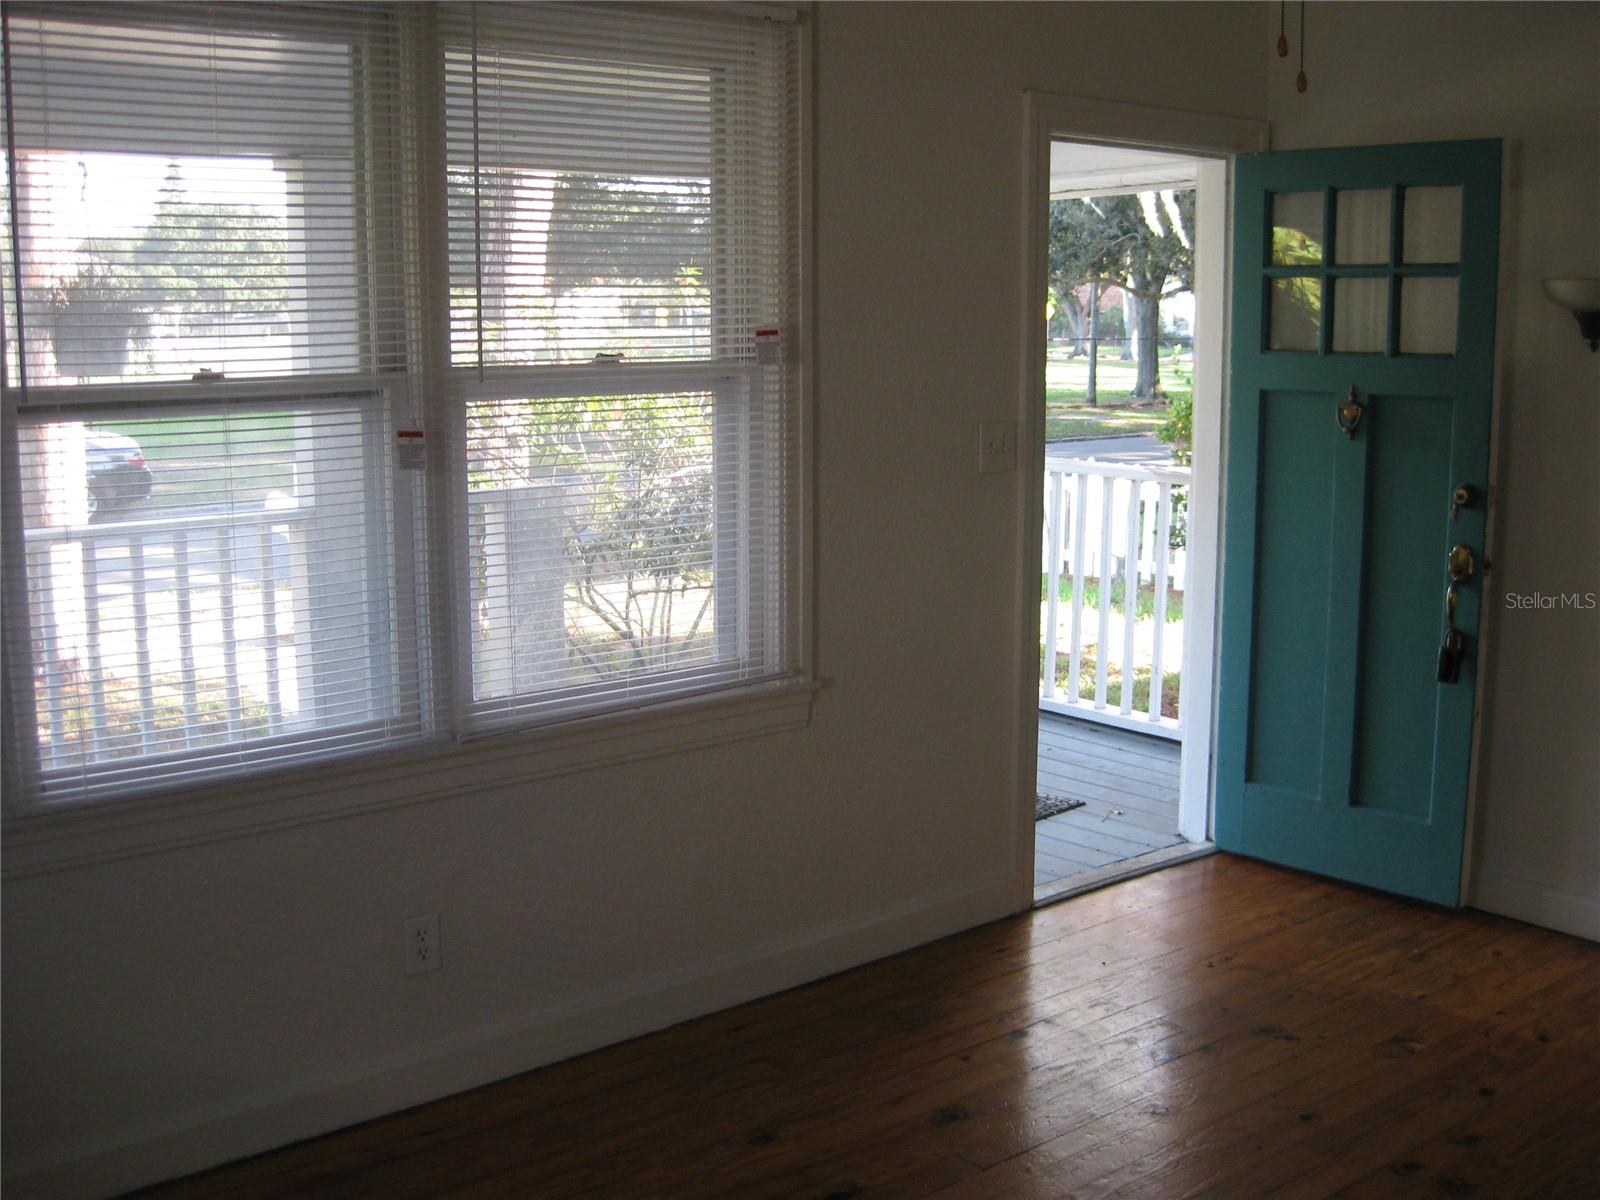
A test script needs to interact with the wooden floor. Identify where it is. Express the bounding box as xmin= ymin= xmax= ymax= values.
xmin=1036 ymin=714 xmax=1183 ymax=890
xmin=134 ymin=857 xmax=1600 ymax=1200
